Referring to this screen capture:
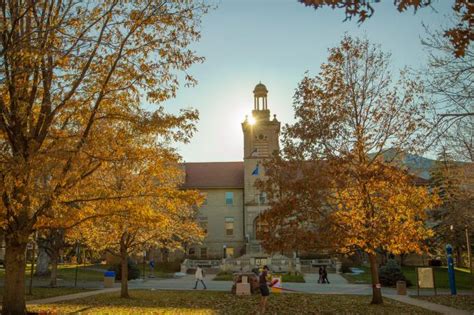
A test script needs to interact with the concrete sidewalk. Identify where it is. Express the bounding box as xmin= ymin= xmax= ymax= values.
xmin=26 ymin=287 xmax=120 ymax=305
xmin=387 ymin=294 xmax=471 ymax=315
